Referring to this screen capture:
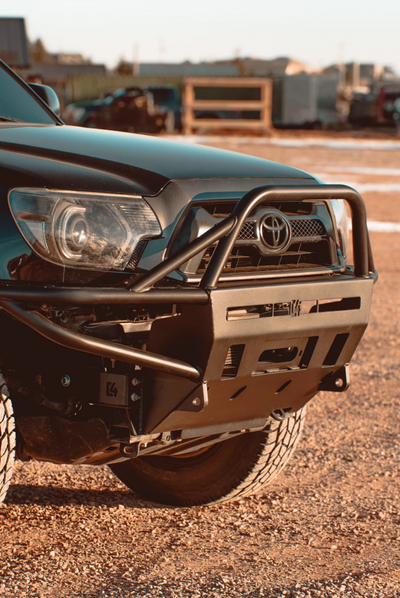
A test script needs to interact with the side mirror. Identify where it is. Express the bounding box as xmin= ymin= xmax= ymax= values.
xmin=29 ymin=83 xmax=61 ymax=117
